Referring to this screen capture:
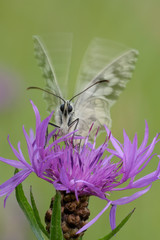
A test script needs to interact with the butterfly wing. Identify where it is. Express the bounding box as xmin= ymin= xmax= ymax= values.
xmin=74 ymin=46 xmax=138 ymax=138
xmin=33 ymin=35 xmax=63 ymax=115
xmin=75 ymin=38 xmax=135 ymax=92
